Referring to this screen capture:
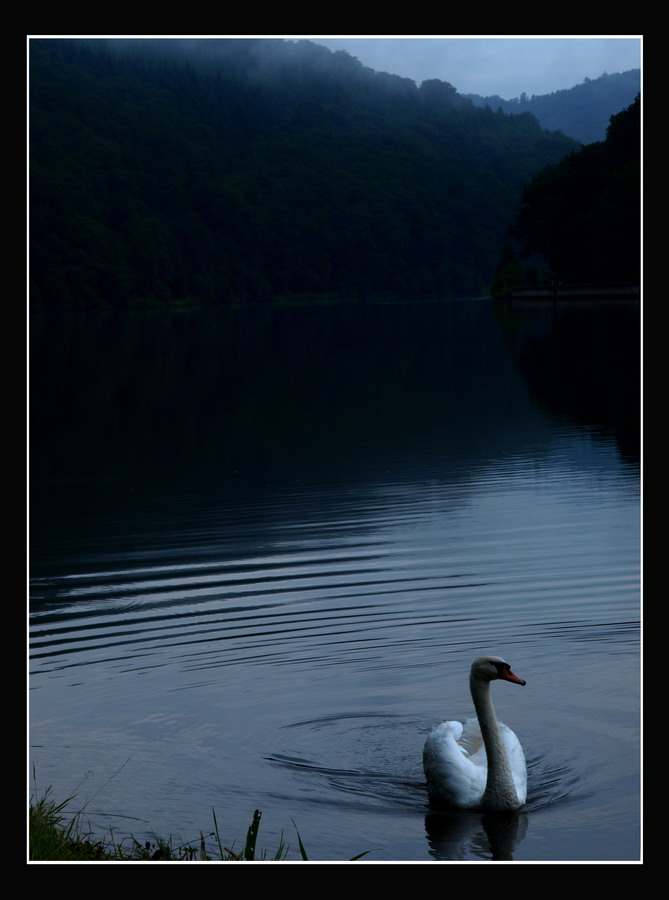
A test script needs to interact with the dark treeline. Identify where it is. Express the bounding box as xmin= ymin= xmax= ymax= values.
xmin=466 ymin=69 xmax=640 ymax=145
xmin=30 ymin=38 xmax=580 ymax=311
xmin=492 ymin=95 xmax=640 ymax=294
